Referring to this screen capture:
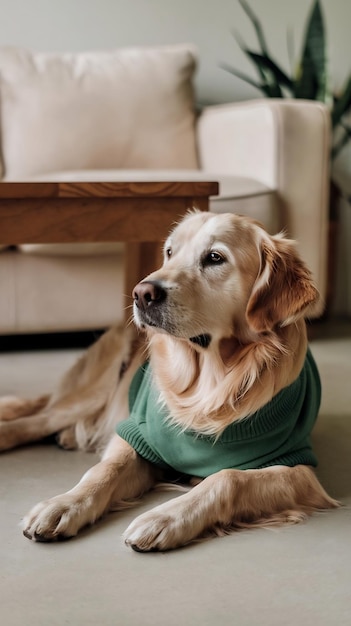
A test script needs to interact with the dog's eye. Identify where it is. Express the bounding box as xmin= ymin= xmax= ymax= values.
xmin=204 ymin=251 xmax=225 ymax=266
xmin=165 ymin=247 xmax=172 ymax=259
